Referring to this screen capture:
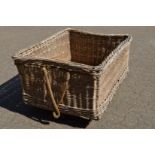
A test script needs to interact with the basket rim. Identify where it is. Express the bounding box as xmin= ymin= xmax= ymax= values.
xmin=12 ymin=28 xmax=132 ymax=74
